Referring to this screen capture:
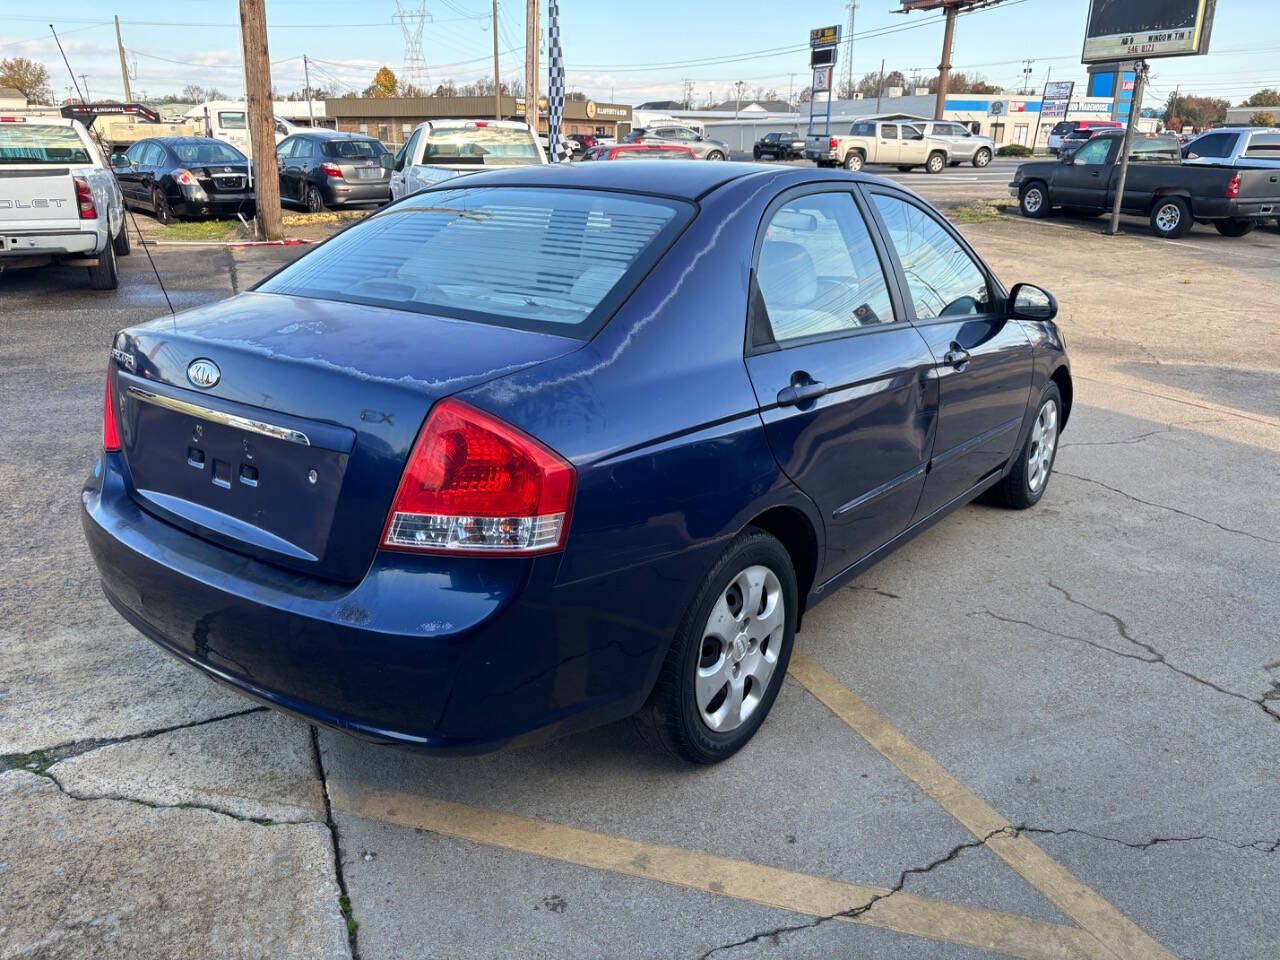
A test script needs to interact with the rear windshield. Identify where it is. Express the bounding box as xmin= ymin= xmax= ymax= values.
xmin=1130 ymin=138 xmax=1180 ymax=162
xmin=421 ymin=126 xmax=540 ymax=165
xmin=1051 ymin=122 xmax=1073 ymax=136
xmin=257 ymin=186 xmax=692 ymax=337
xmin=1244 ymin=133 xmax=1280 ymax=158
xmin=323 ymin=138 xmax=386 ymax=159
xmin=170 ymin=140 xmax=245 ymax=164
xmin=0 ymin=124 xmax=92 ymax=165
